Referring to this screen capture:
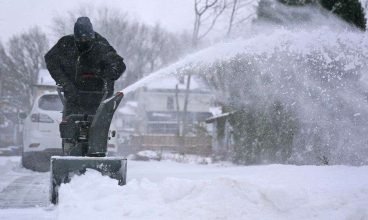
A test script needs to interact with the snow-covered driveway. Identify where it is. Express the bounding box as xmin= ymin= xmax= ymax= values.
xmin=0 ymin=156 xmax=367 ymax=220
xmin=0 ymin=157 xmax=49 ymax=209
xmin=0 ymin=174 xmax=49 ymax=209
